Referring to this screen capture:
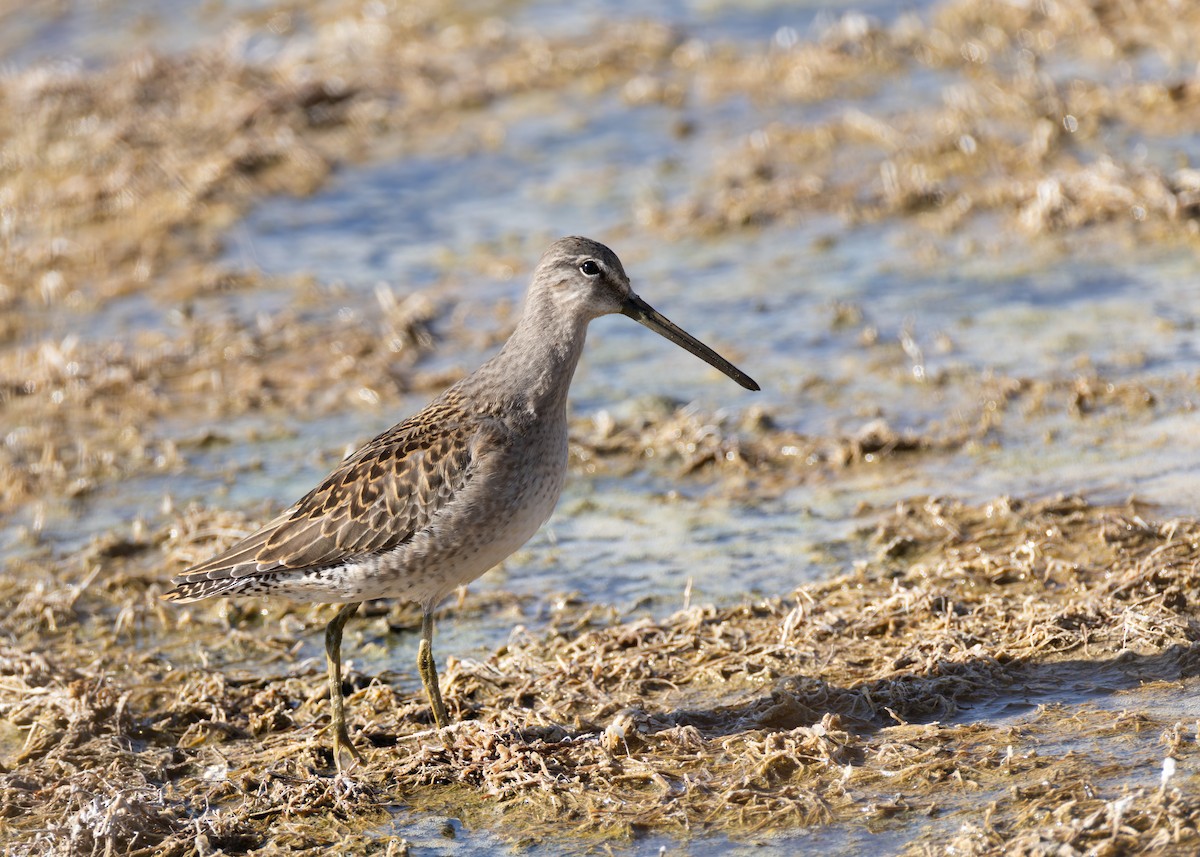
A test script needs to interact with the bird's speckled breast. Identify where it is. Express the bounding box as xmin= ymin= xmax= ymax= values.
xmin=355 ymin=411 xmax=569 ymax=608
